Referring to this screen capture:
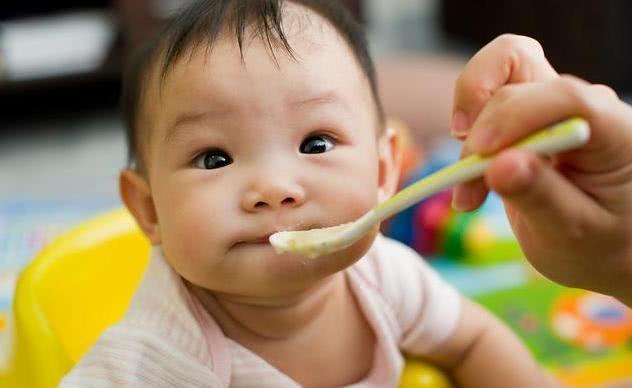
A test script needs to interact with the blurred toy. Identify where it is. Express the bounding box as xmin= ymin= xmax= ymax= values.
xmin=475 ymin=281 xmax=632 ymax=386
xmin=385 ymin=137 xmax=524 ymax=264
xmin=551 ymin=292 xmax=632 ymax=352
xmin=399 ymin=359 xmax=452 ymax=388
